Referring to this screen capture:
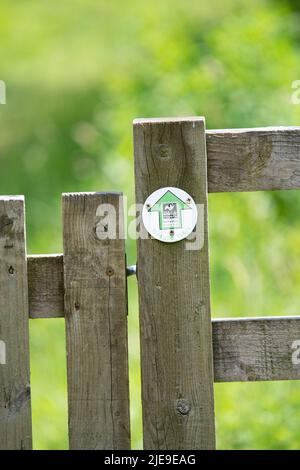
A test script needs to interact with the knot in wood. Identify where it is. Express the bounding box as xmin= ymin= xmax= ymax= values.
xmin=157 ymin=144 xmax=170 ymax=159
xmin=0 ymin=215 xmax=14 ymax=237
xmin=176 ymin=398 xmax=191 ymax=415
